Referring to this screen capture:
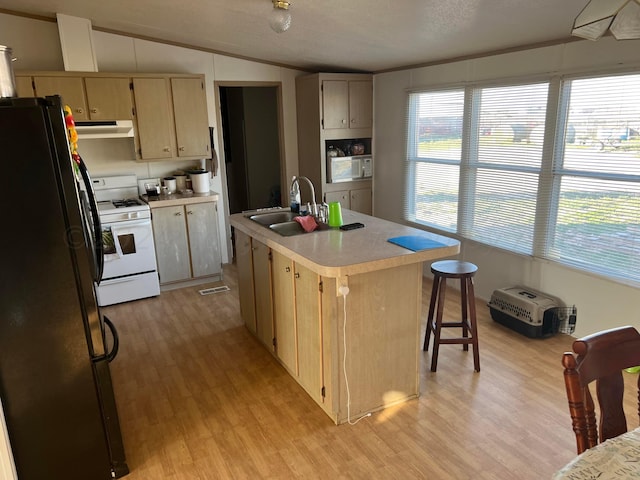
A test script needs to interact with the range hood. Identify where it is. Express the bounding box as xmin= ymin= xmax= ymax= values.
xmin=75 ymin=120 xmax=134 ymax=139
